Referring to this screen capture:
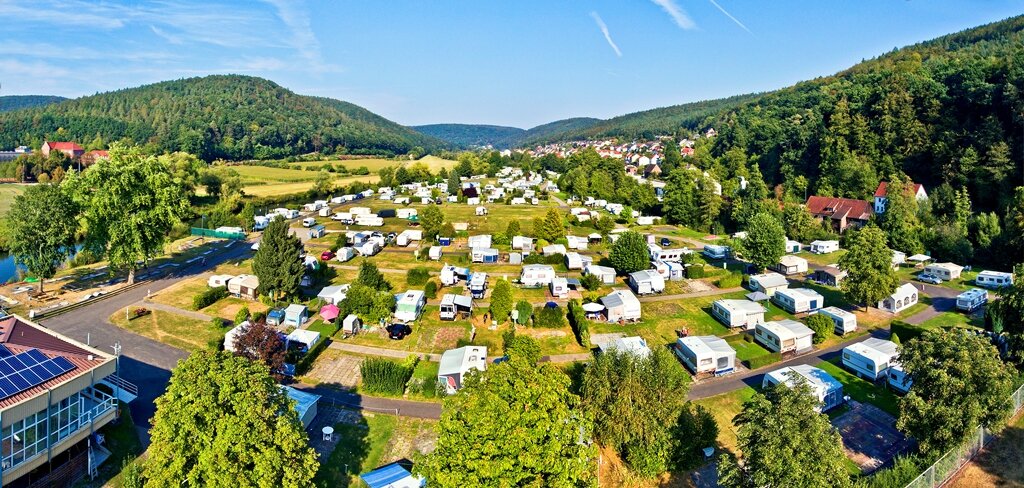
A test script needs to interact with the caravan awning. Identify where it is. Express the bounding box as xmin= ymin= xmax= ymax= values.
xmin=582 ymin=302 xmax=606 ymax=313
xmin=908 ymin=254 xmax=932 ymax=262
xmin=746 ymin=291 xmax=770 ymax=302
